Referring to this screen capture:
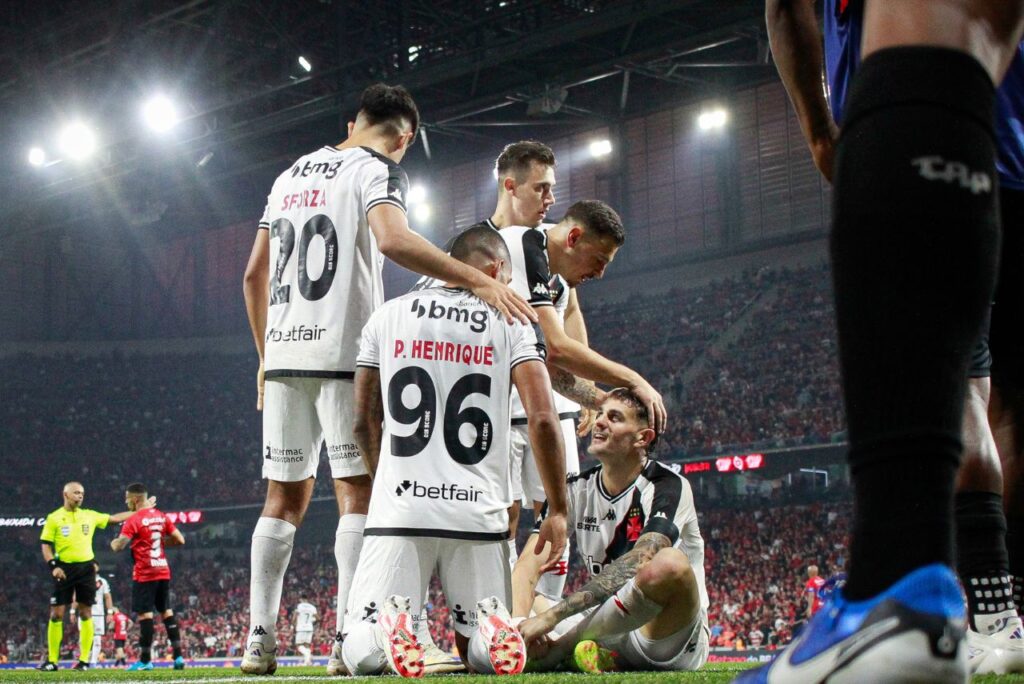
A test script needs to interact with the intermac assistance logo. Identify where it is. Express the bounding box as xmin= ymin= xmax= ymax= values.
xmin=394 ymin=479 xmax=481 ymax=502
xmin=264 ymin=445 xmax=304 ymax=463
